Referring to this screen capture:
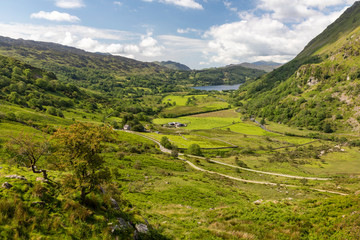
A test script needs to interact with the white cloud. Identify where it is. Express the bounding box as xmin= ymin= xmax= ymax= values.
xmin=224 ymin=1 xmax=237 ymax=12
xmin=143 ymin=0 xmax=203 ymax=10
xmin=30 ymin=11 xmax=80 ymax=22
xmin=140 ymin=35 xmax=164 ymax=57
xmin=202 ymin=1 xmax=353 ymax=65
xmin=114 ymin=1 xmax=122 ymax=7
xmin=256 ymin=0 xmax=356 ymax=22
xmin=0 ymin=23 xmax=164 ymax=60
xmin=177 ymin=27 xmax=201 ymax=34
xmin=55 ymin=0 xmax=85 ymax=9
